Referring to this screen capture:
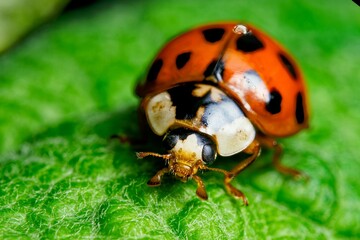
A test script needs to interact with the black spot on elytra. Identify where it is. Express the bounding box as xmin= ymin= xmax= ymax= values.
xmin=146 ymin=59 xmax=163 ymax=82
xmin=176 ymin=52 xmax=191 ymax=70
xmin=279 ymin=52 xmax=298 ymax=80
xmin=203 ymin=59 xmax=224 ymax=81
xmin=266 ymin=89 xmax=282 ymax=114
xmin=203 ymin=60 xmax=217 ymax=78
xmin=236 ymin=33 xmax=264 ymax=52
xmin=202 ymin=28 xmax=225 ymax=43
xmin=296 ymin=92 xmax=305 ymax=124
